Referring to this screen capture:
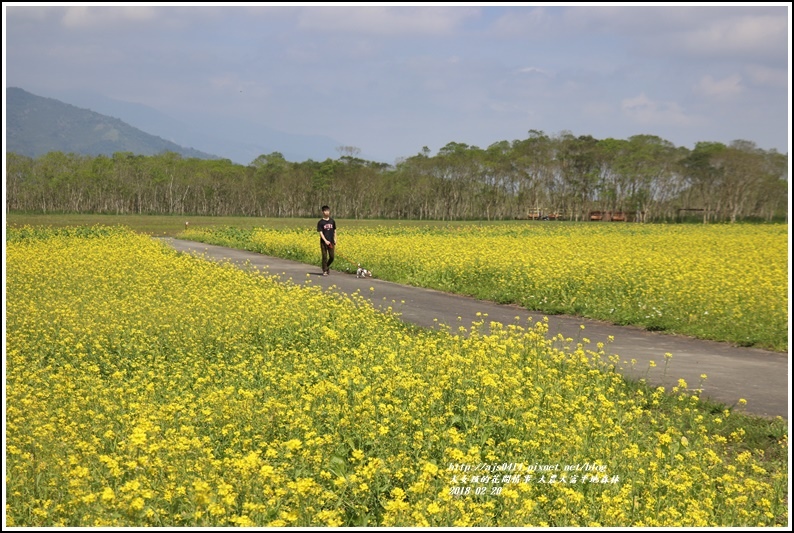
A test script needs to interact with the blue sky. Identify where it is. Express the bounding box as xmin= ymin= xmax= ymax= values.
xmin=3 ymin=3 xmax=791 ymax=164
